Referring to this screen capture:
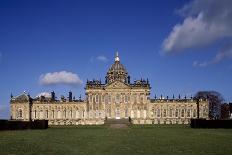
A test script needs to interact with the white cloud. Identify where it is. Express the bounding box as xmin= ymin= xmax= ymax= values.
xmin=193 ymin=61 xmax=208 ymax=67
xmin=39 ymin=71 xmax=83 ymax=86
xmin=163 ymin=0 xmax=232 ymax=53
xmin=36 ymin=92 xmax=52 ymax=98
xmin=90 ymin=55 xmax=108 ymax=63
xmin=193 ymin=42 xmax=232 ymax=67
xmin=96 ymin=55 xmax=108 ymax=62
